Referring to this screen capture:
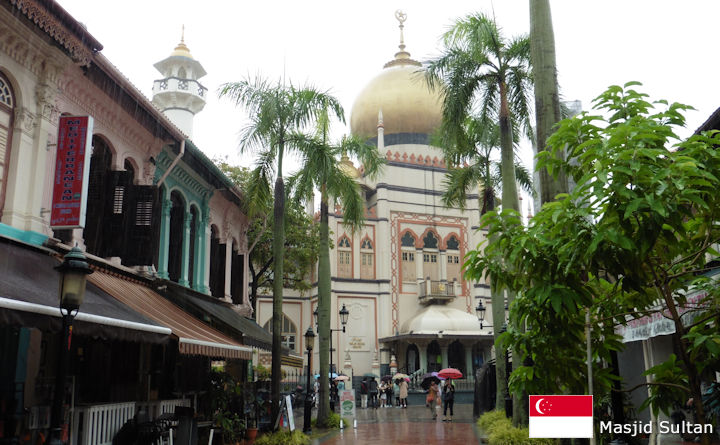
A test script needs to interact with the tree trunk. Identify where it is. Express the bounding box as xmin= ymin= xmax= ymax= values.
xmin=270 ymin=156 xmax=285 ymax=430
xmin=499 ymin=83 xmax=520 ymax=213
xmin=316 ymin=193 xmax=331 ymax=426
xmin=530 ymin=0 xmax=567 ymax=204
